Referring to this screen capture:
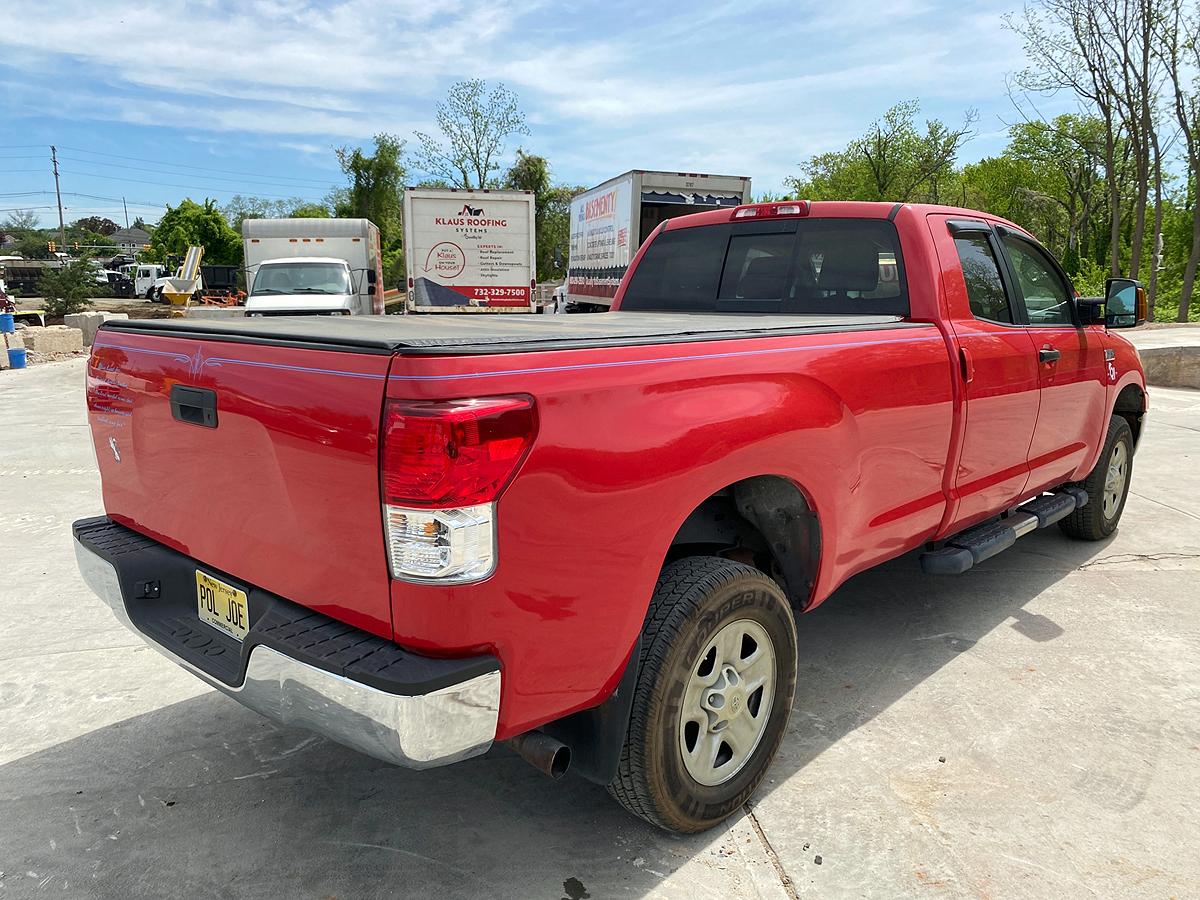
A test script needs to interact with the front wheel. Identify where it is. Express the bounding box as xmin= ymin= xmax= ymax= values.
xmin=608 ymin=557 xmax=797 ymax=833
xmin=1060 ymin=415 xmax=1134 ymax=540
